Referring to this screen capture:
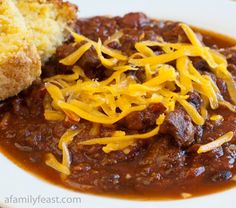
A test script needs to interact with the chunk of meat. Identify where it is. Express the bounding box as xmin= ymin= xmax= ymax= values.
xmin=0 ymin=100 xmax=11 ymax=114
xmin=160 ymin=106 xmax=196 ymax=147
xmin=202 ymin=71 xmax=231 ymax=102
xmin=56 ymin=42 xmax=79 ymax=59
xmin=43 ymin=43 xmax=81 ymax=77
xmin=159 ymin=21 xmax=189 ymax=43
xmin=187 ymin=91 xmax=202 ymax=111
xmin=192 ymin=58 xmax=210 ymax=72
xmin=221 ymin=48 xmax=236 ymax=66
xmin=228 ymin=64 xmax=236 ymax=80
xmin=118 ymin=12 xmax=149 ymax=28
xmin=119 ymin=28 xmax=143 ymax=55
xmin=139 ymin=137 xmax=185 ymax=170
xmin=78 ymin=47 xmax=101 ymax=70
xmin=118 ymin=103 xmax=166 ymax=131
xmin=54 ymin=42 xmax=105 ymax=80
xmin=56 ymin=42 xmax=101 ymax=70
xmin=75 ymin=16 xmax=118 ymax=42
